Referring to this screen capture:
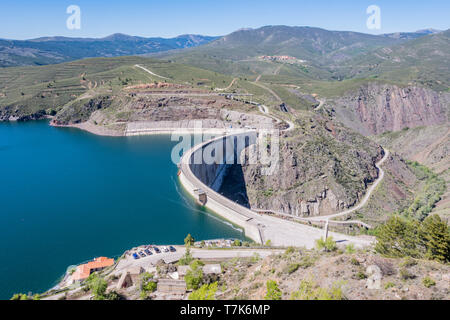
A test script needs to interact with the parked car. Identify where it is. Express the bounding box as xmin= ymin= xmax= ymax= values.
xmin=153 ymin=247 xmax=161 ymax=254
xmin=169 ymin=246 xmax=176 ymax=252
xmin=144 ymin=249 xmax=153 ymax=256
xmin=162 ymin=246 xmax=169 ymax=253
xmin=132 ymin=253 xmax=140 ymax=260
xmin=139 ymin=251 xmax=146 ymax=258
